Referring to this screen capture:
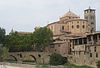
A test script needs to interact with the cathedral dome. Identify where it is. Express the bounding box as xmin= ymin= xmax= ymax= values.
xmin=62 ymin=11 xmax=80 ymax=18
xmin=60 ymin=10 xmax=80 ymax=21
